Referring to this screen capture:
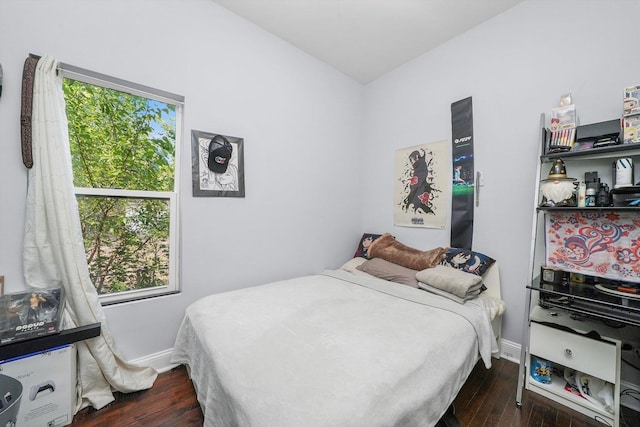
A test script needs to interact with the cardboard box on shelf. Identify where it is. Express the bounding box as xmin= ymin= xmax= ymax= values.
xmin=0 ymin=287 xmax=65 ymax=345
xmin=0 ymin=344 xmax=76 ymax=427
